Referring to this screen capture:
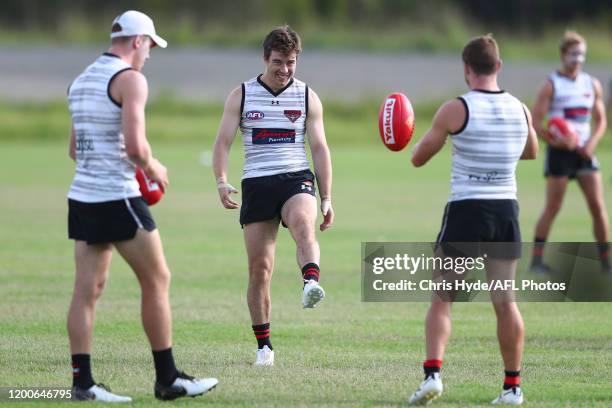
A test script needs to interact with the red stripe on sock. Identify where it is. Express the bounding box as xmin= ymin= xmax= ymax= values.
xmin=303 ymin=269 xmax=320 ymax=281
xmin=601 ymin=251 xmax=609 ymax=260
xmin=533 ymin=247 xmax=544 ymax=256
xmin=423 ymin=359 xmax=443 ymax=368
xmin=504 ymin=376 xmax=521 ymax=386
xmin=255 ymin=334 xmax=270 ymax=339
